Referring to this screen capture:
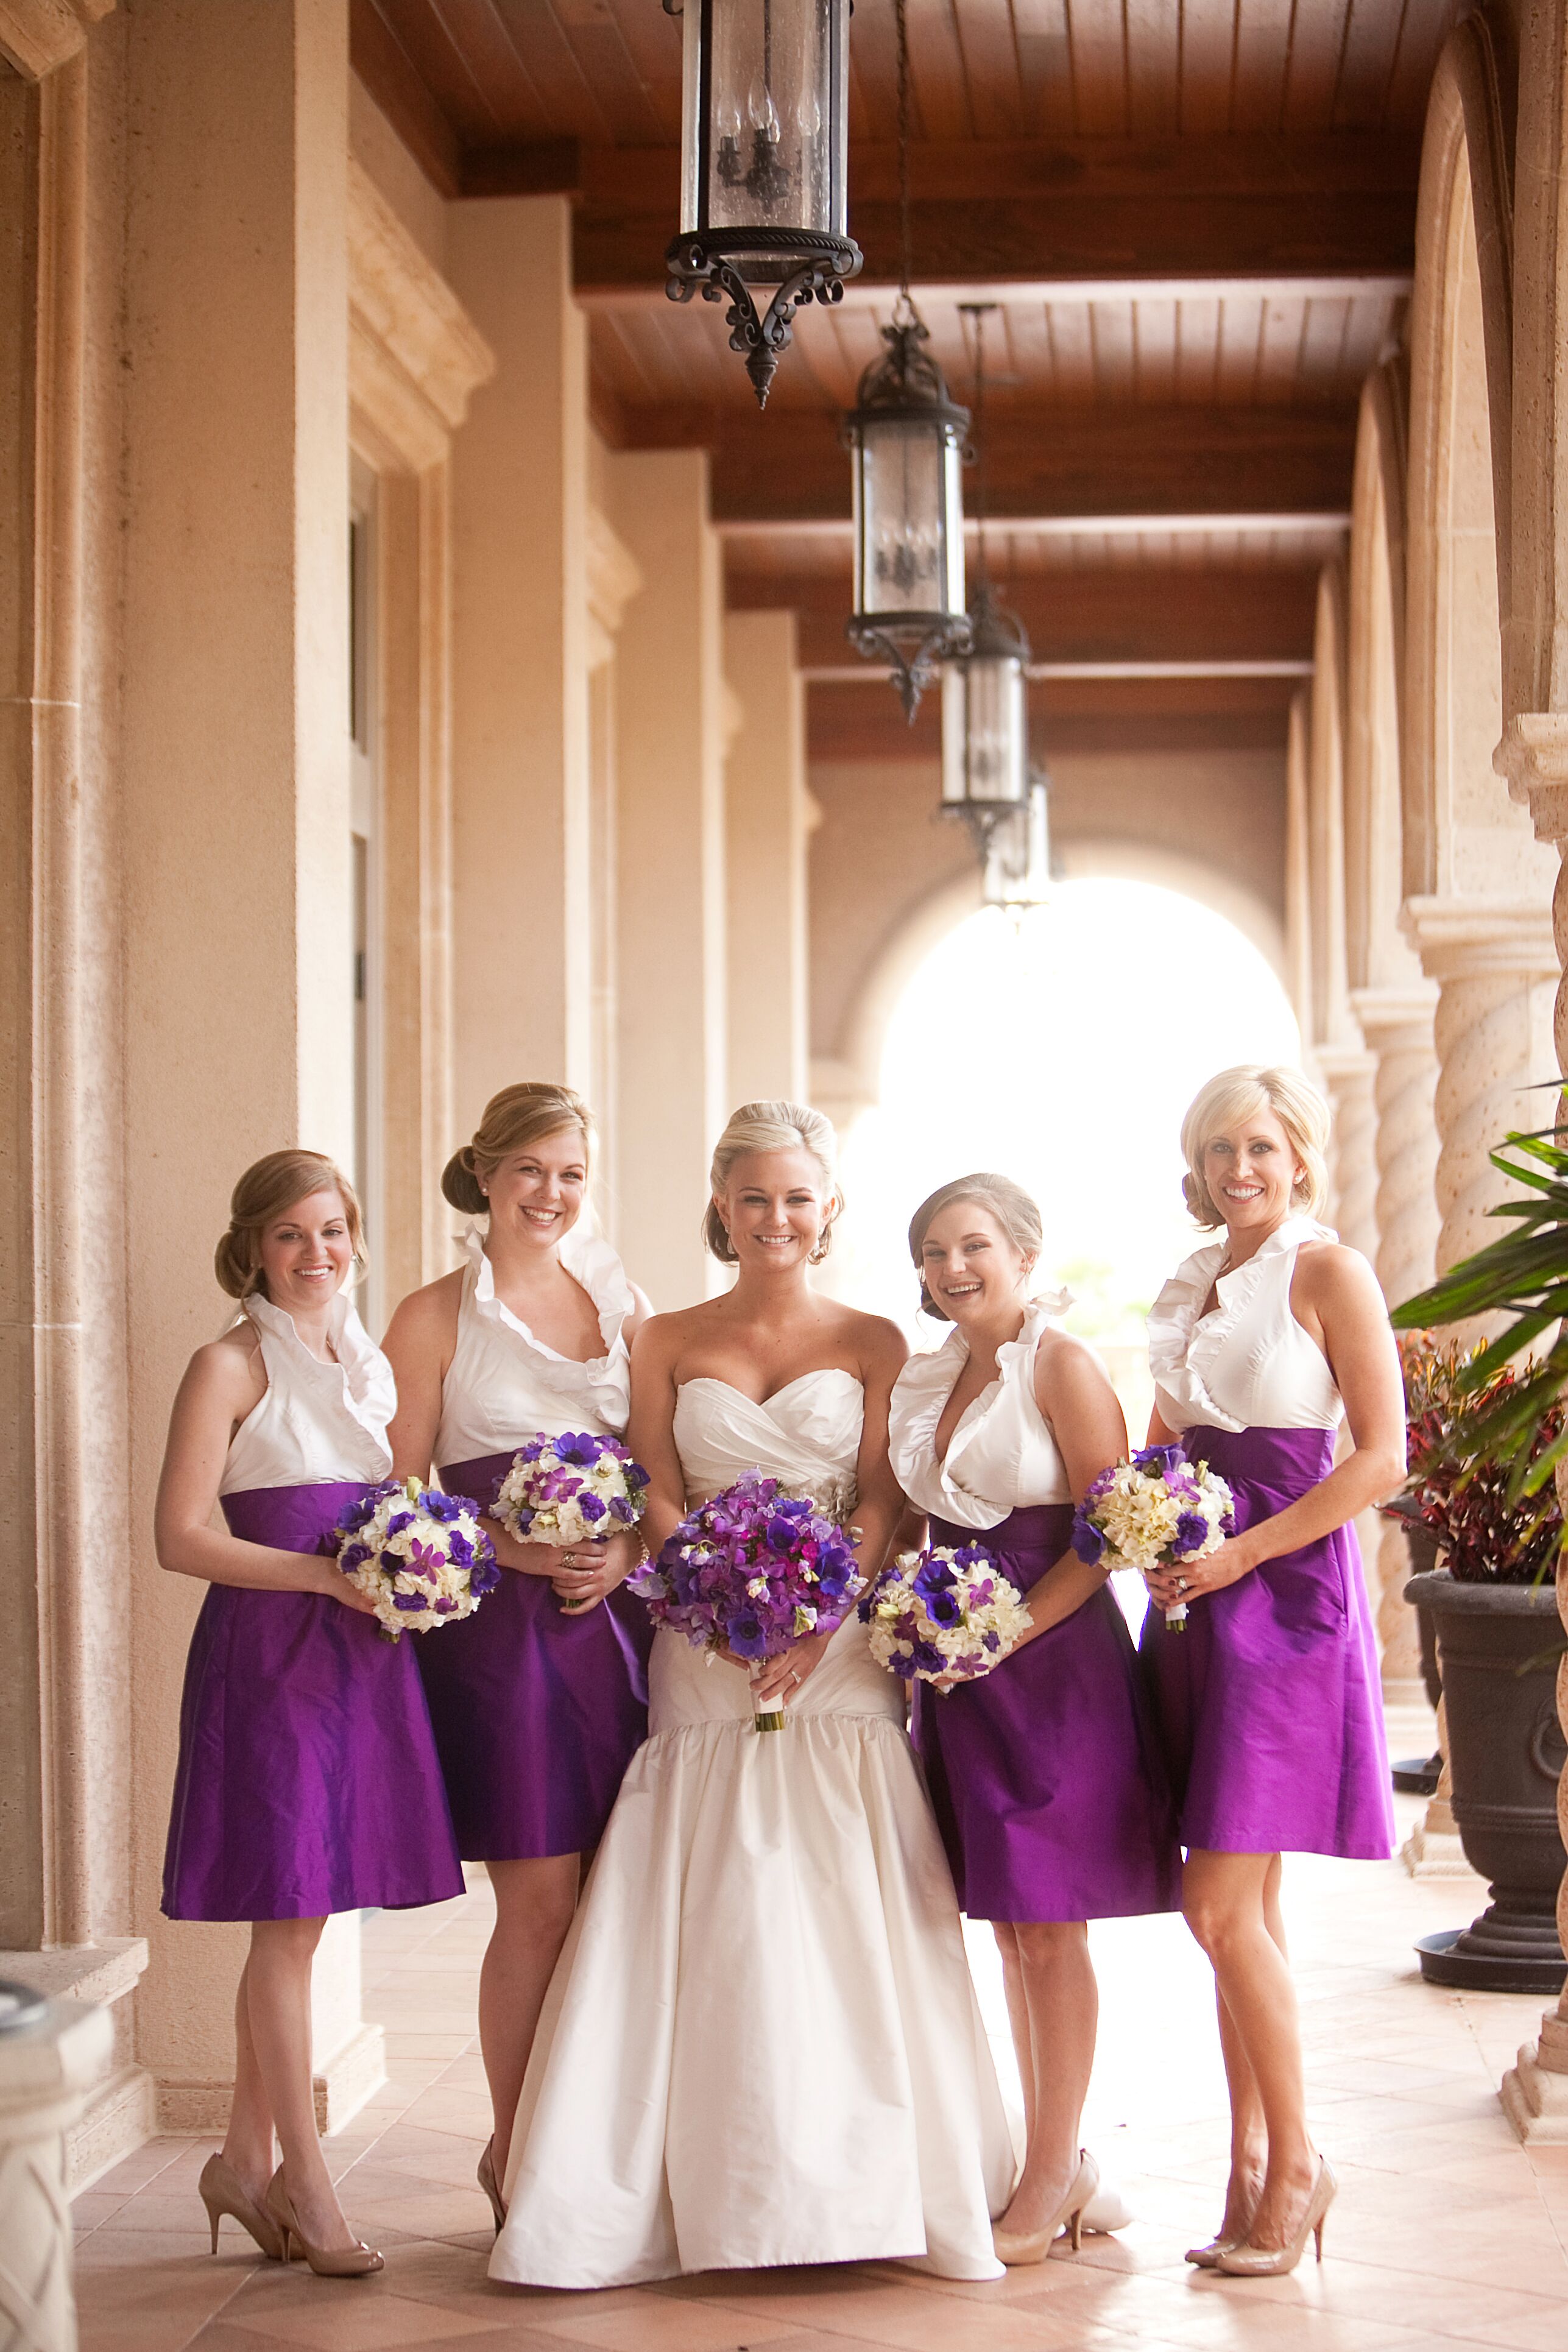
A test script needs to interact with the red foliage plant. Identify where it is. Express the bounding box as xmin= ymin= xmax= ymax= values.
xmin=1398 ymin=1336 xmax=1563 ymax=1586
